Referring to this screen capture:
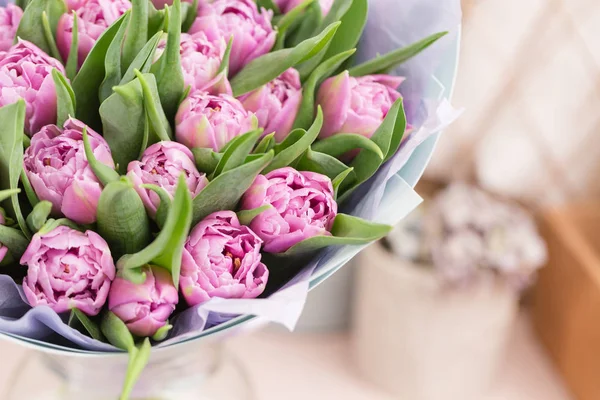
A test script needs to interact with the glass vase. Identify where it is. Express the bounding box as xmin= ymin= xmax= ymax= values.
xmin=2 ymin=339 xmax=256 ymax=400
